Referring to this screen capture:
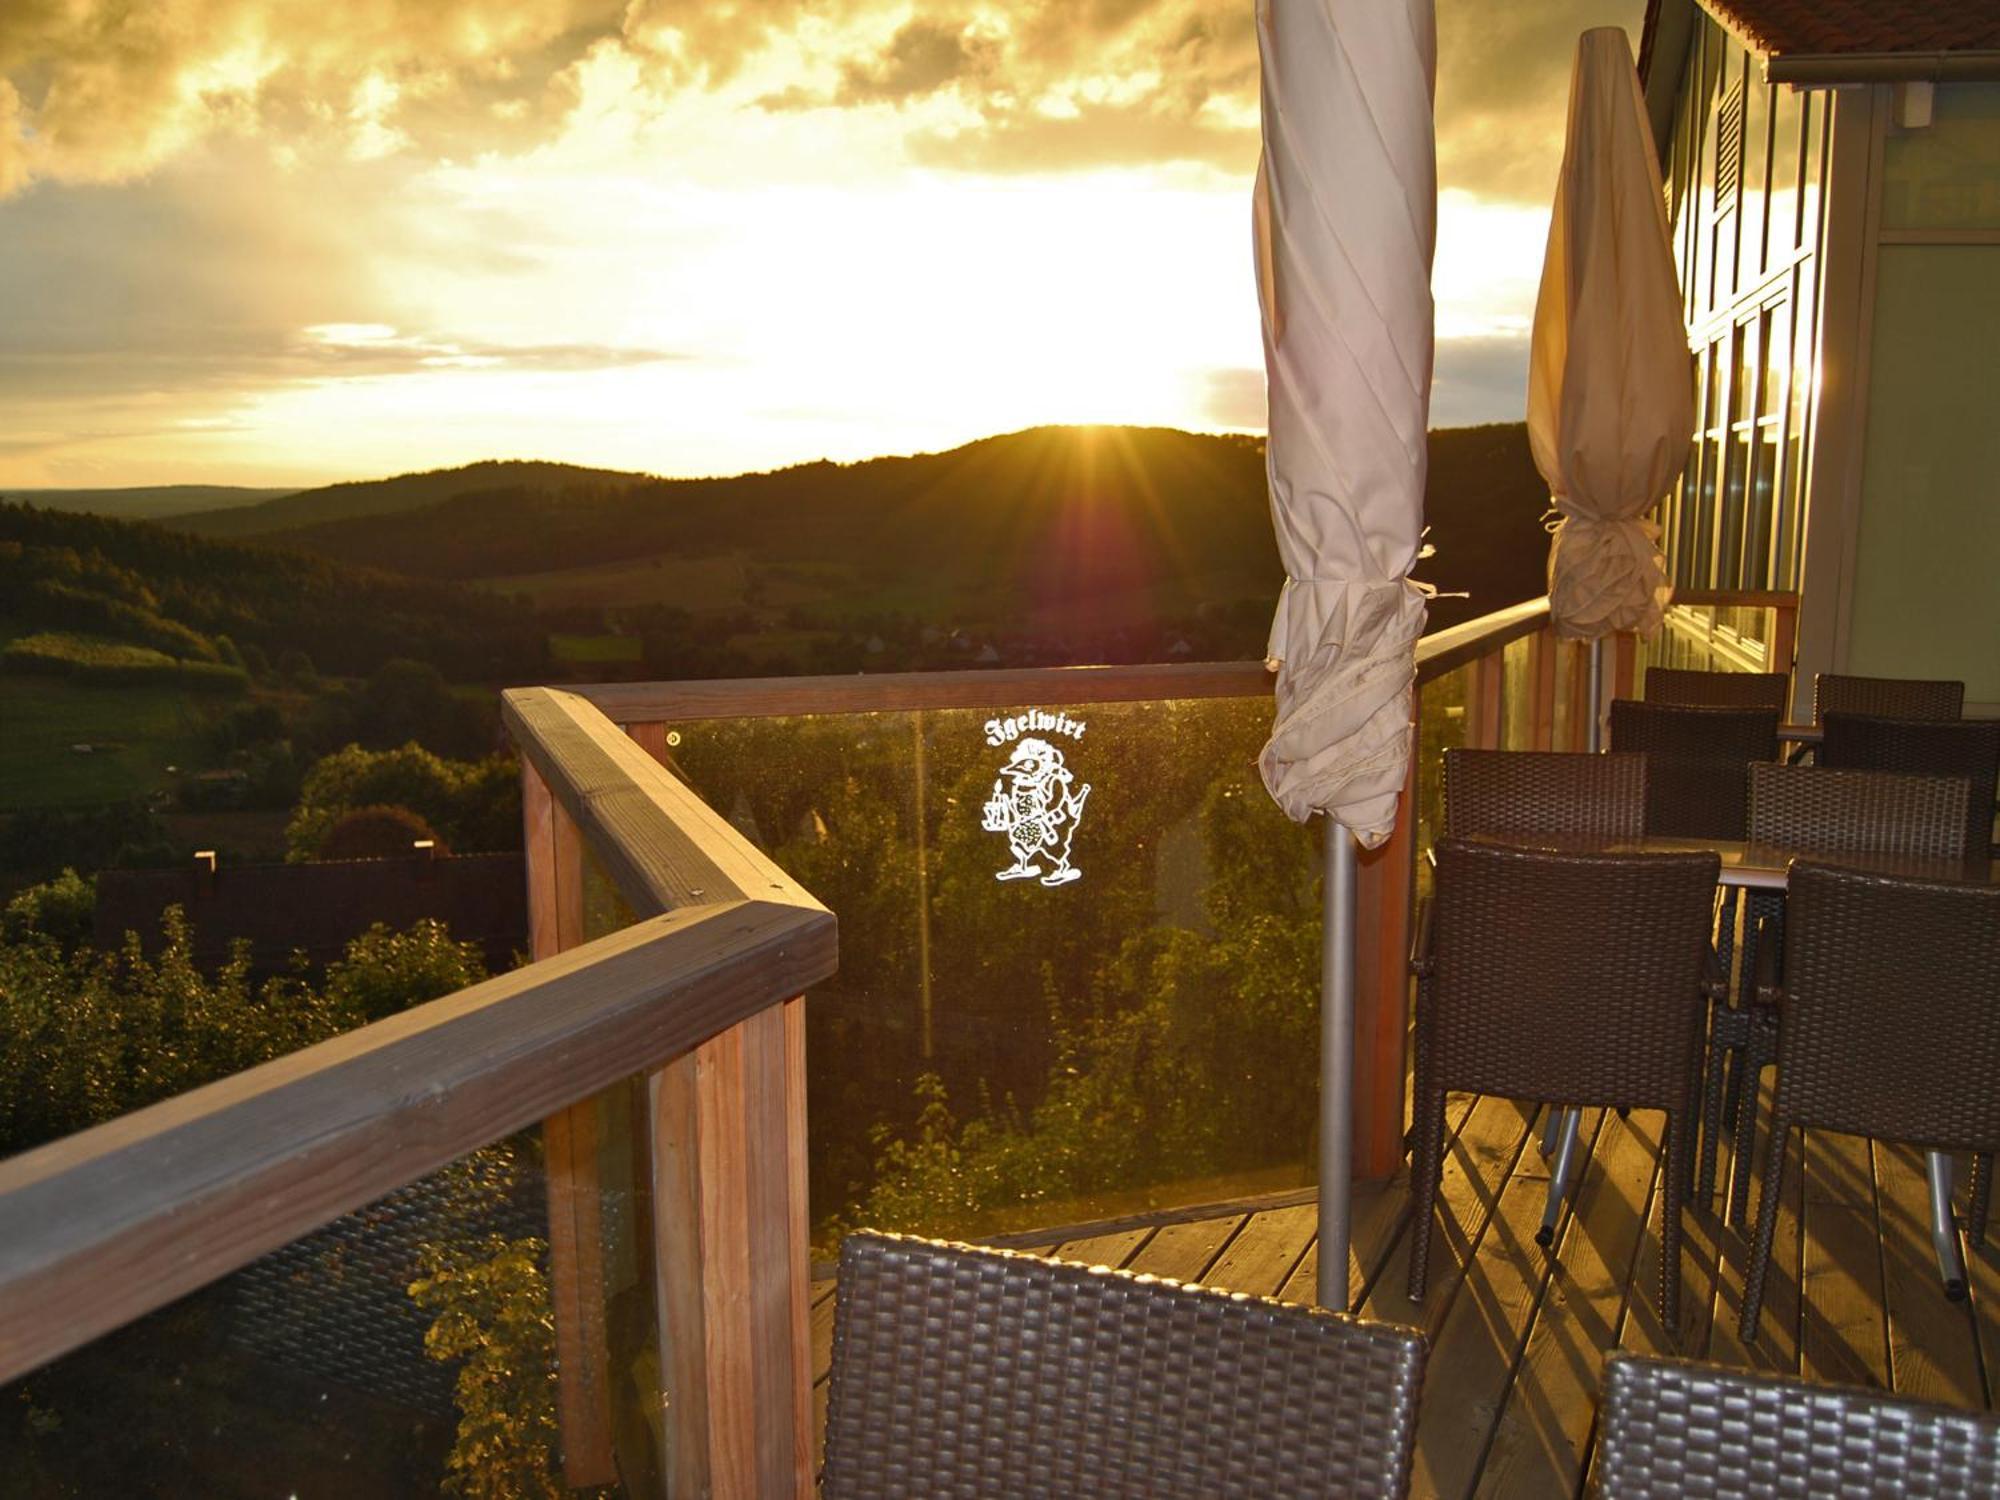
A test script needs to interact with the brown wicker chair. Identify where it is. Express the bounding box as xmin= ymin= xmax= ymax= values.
xmin=1813 ymin=672 xmax=1964 ymax=723
xmin=1707 ymin=764 xmax=1973 ymax=1222
xmin=1740 ymin=862 xmax=2000 ymax=1338
xmin=821 ymin=1231 xmax=1427 ymax=1500
xmin=1409 ymin=840 xmax=1721 ymax=1334
xmin=1643 ymin=667 xmax=1791 ymax=712
xmin=1442 ymin=748 xmax=1647 ymax=841
xmin=1597 ymin=1351 xmax=2000 ymax=1497
xmin=1442 ymin=750 xmax=1653 ymax=1228
xmin=1607 ymin=701 xmax=1780 ymax=841
xmin=1821 ymin=711 xmax=2000 ymax=859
